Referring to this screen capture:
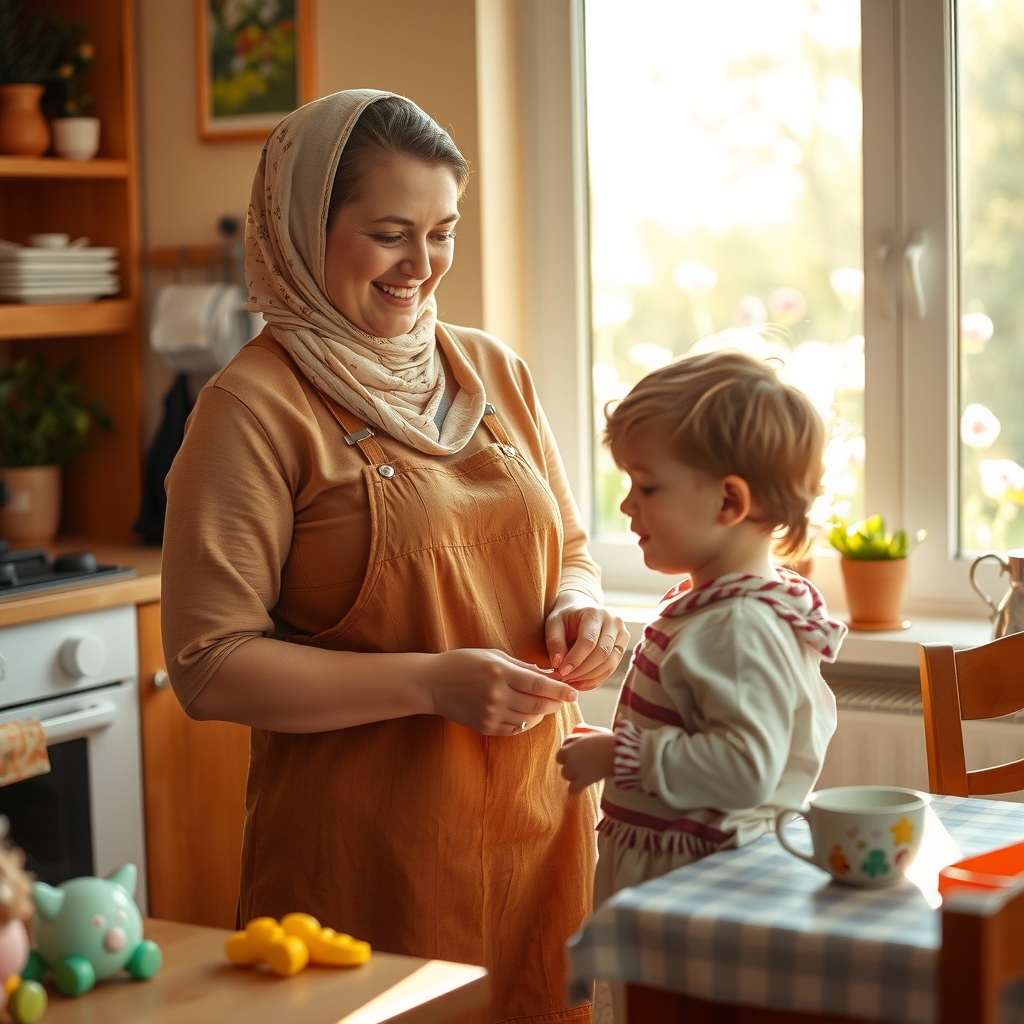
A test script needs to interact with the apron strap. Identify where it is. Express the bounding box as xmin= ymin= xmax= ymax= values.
xmin=481 ymin=403 xmax=515 ymax=448
xmin=314 ymin=390 xmax=389 ymax=467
